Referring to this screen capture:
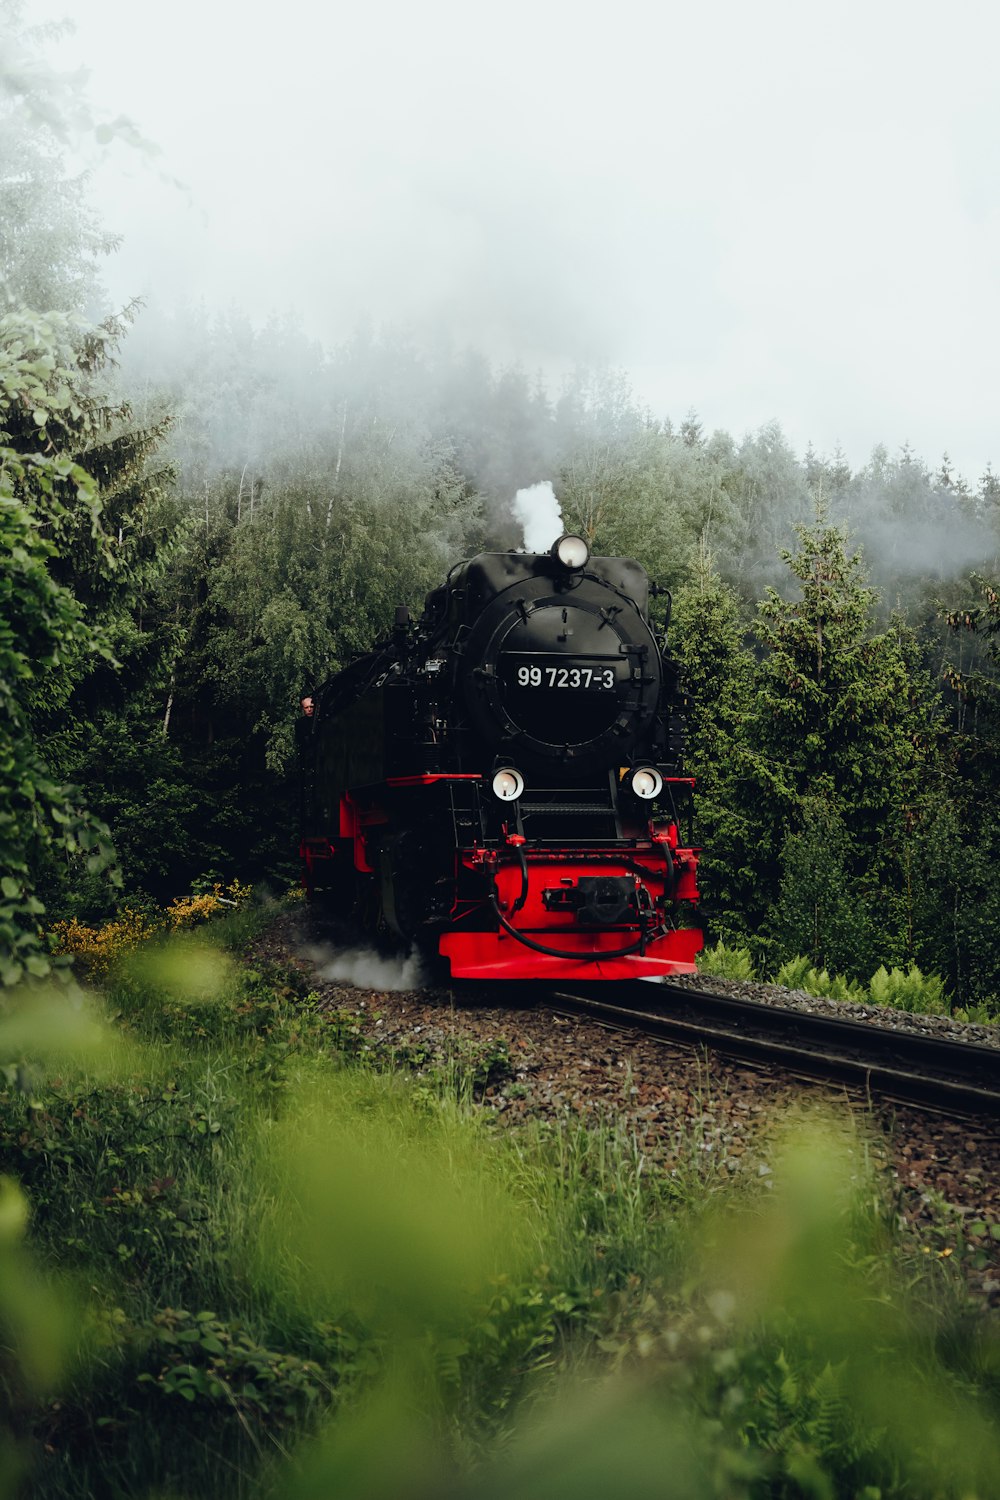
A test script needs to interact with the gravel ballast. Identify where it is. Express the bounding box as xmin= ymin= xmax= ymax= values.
xmin=254 ymin=911 xmax=1000 ymax=1308
xmin=671 ymin=970 xmax=1000 ymax=1050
